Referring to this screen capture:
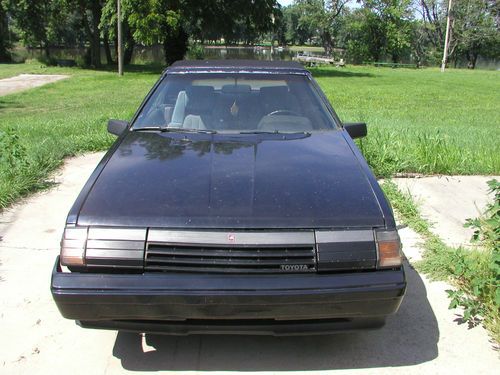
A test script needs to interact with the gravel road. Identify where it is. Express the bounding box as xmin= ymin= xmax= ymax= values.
xmin=0 ymin=153 xmax=498 ymax=374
